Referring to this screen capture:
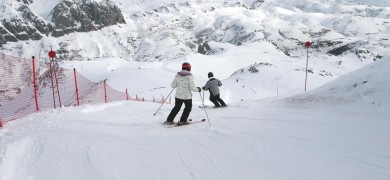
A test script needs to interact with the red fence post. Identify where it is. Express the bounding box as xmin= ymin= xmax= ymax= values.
xmin=104 ymin=80 xmax=107 ymax=103
xmin=304 ymin=41 xmax=311 ymax=92
xmin=49 ymin=59 xmax=56 ymax=108
xmin=126 ymin=88 xmax=129 ymax=100
xmin=32 ymin=56 xmax=39 ymax=111
xmin=52 ymin=60 xmax=62 ymax=107
xmin=73 ymin=68 xmax=80 ymax=106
